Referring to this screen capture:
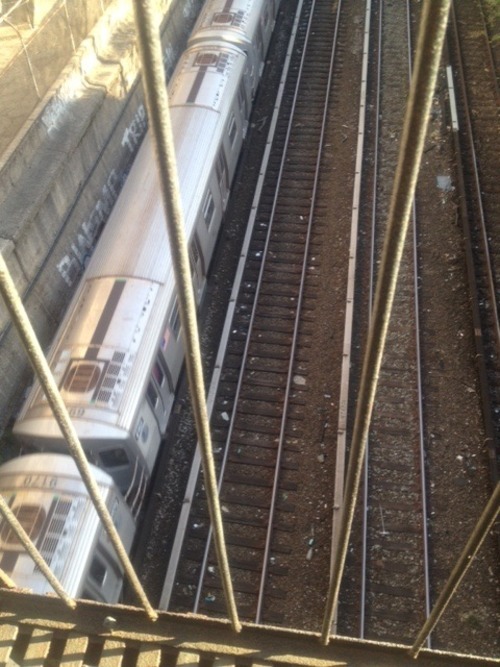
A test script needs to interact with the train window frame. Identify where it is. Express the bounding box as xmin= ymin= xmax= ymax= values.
xmin=202 ymin=190 xmax=215 ymax=228
xmin=190 ymin=240 xmax=200 ymax=268
xmin=63 ymin=360 xmax=101 ymax=393
xmin=213 ymin=12 xmax=234 ymax=25
xmin=216 ymin=147 xmax=228 ymax=193
xmin=238 ymin=81 xmax=248 ymax=120
xmin=228 ymin=114 xmax=237 ymax=146
xmin=146 ymin=381 xmax=159 ymax=410
xmin=0 ymin=504 xmax=46 ymax=545
xmin=195 ymin=52 xmax=219 ymax=68
xmin=99 ymin=448 xmax=129 ymax=469
xmin=89 ymin=557 xmax=106 ymax=587
xmin=169 ymin=300 xmax=181 ymax=338
xmin=152 ymin=361 xmax=165 ymax=388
